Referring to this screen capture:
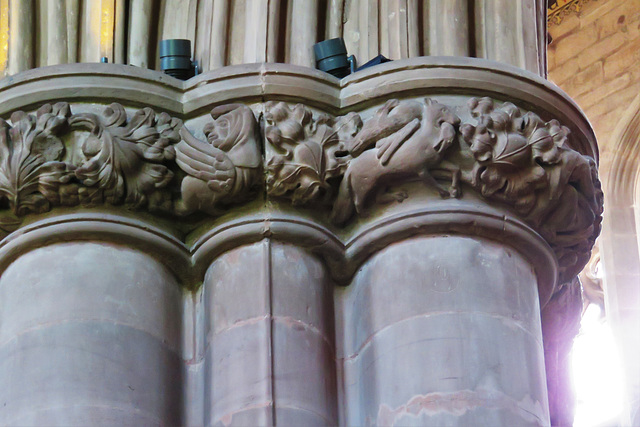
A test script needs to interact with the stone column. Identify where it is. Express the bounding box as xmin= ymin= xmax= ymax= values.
xmin=0 ymin=61 xmax=601 ymax=426
xmin=128 ymin=0 xmax=153 ymax=68
xmin=600 ymin=95 xmax=640 ymax=426
xmin=337 ymin=226 xmax=552 ymax=426
xmin=262 ymin=77 xmax=601 ymax=425
xmin=7 ymin=0 xmax=34 ymax=74
xmin=200 ymin=239 xmax=338 ymax=426
xmin=0 ymin=215 xmax=190 ymax=426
